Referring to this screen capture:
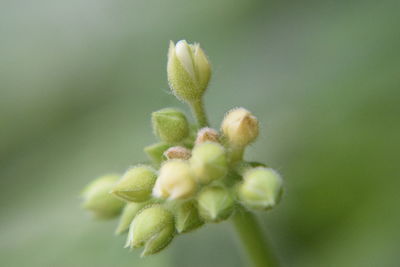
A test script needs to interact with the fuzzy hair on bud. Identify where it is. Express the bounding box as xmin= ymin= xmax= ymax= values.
xmin=153 ymin=160 xmax=197 ymax=200
xmin=125 ymin=204 xmax=175 ymax=257
xmin=195 ymin=127 xmax=219 ymax=144
xmin=167 ymin=40 xmax=211 ymax=103
xmin=164 ymin=146 xmax=192 ymax=160
xmin=152 ymin=108 xmax=189 ymax=143
xmin=111 ymin=165 xmax=157 ymax=203
xmin=221 ymin=107 xmax=259 ymax=147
